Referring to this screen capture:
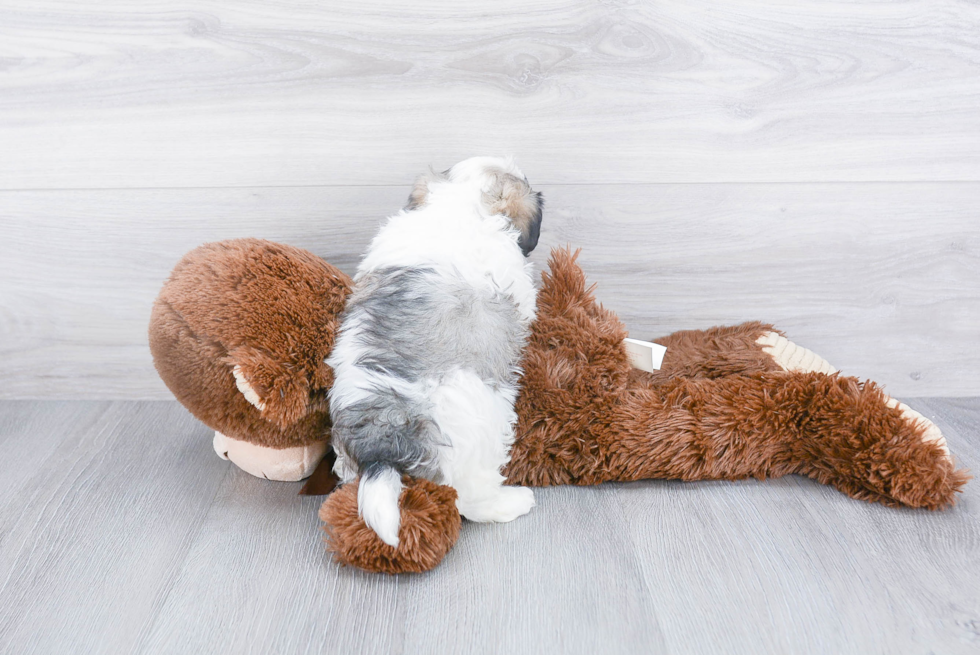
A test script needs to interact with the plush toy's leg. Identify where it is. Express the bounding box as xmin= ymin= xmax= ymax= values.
xmin=643 ymin=324 xmax=950 ymax=461
xmin=607 ymin=372 xmax=968 ymax=509
xmin=756 ymin=332 xmax=949 ymax=459
xmin=509 ymin=317 xmax=965 ymax=507
xmin=213 ymin=431 xmax=327 ymax=482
